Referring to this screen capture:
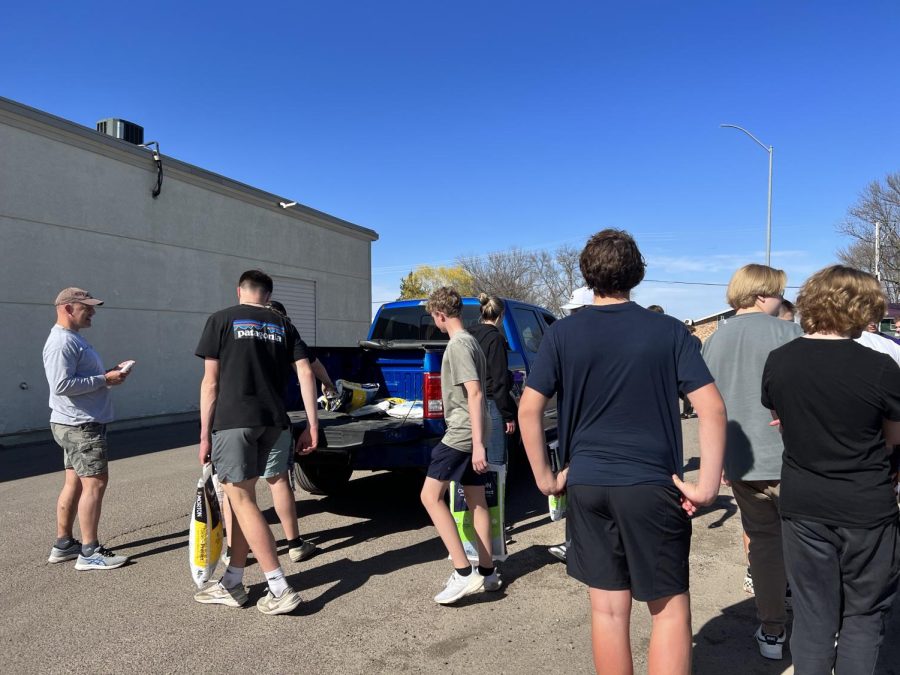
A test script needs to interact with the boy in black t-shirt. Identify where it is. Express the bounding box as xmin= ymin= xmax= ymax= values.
xmin=193 ymin=270 xmax=320 ymax=616
xmin=520 ymin=230 xmax=727 ymax=674
xmin=762 ymin=265 xmax=900 ymax=674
